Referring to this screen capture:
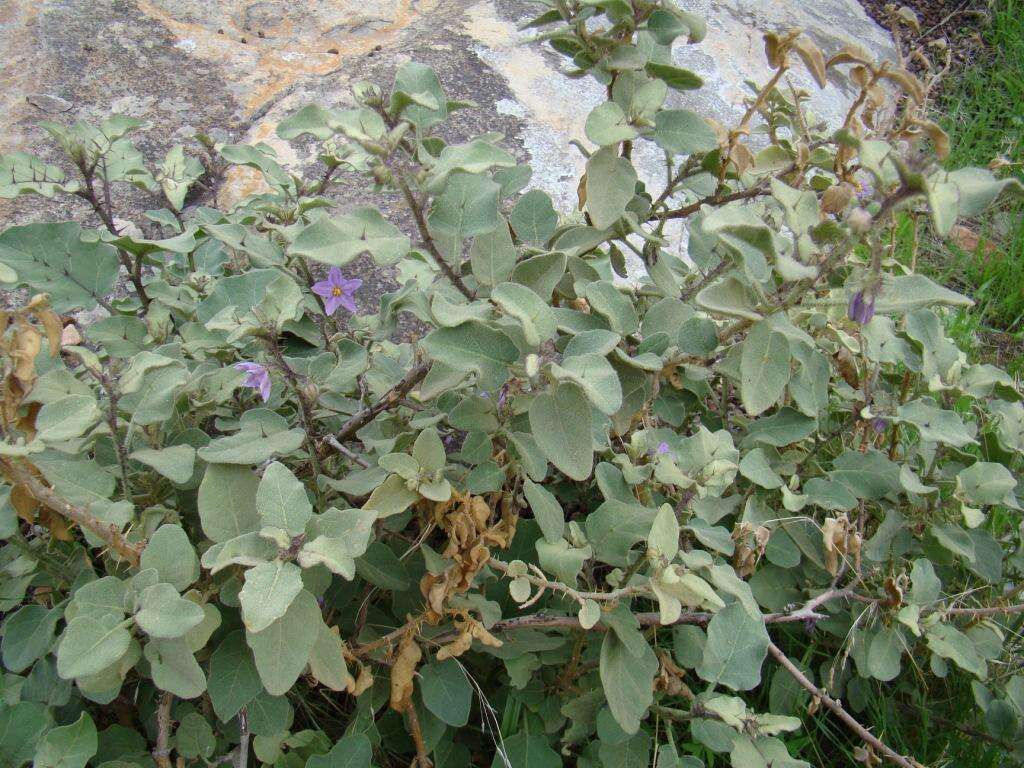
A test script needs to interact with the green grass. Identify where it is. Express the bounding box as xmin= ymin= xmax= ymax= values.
xmin=912 ymin=0 xmax=1024 ymax=368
